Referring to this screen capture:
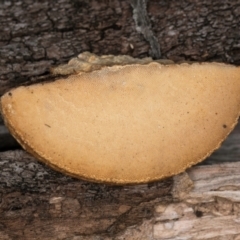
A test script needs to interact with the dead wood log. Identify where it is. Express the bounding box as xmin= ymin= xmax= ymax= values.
xmin=0 ymin=123 xmax=239 ymax=239
xmin=1 ymin=0 xmax=240 ymax=95
xmin=1 ymin=0 xmax=240 ymax=239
